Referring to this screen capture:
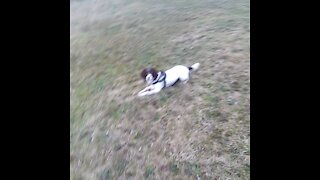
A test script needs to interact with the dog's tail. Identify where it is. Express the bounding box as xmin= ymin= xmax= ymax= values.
xmin=188 ymin=63 xmax=200 ymax=71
